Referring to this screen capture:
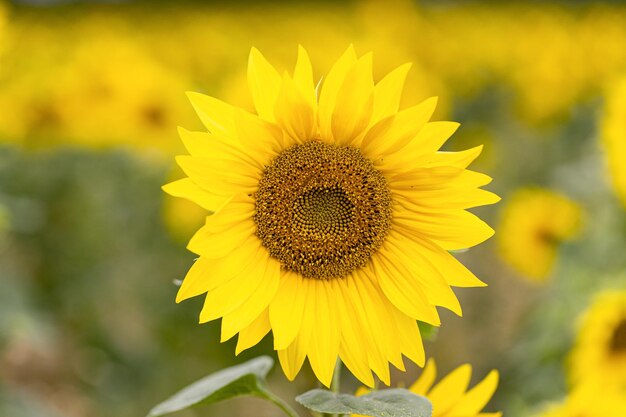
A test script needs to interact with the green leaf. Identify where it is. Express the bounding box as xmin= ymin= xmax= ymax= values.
xmin=296 ymin=388 xmax=432 ymax=417
xmin=148 ymin=356 xmax=274 ymax=417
